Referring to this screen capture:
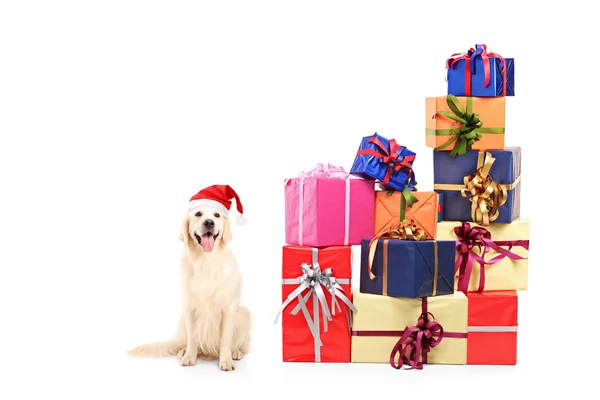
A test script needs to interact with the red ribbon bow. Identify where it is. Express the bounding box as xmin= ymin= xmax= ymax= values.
xmin=446 ymin=44 xmax=507 ymax=96
xmin=454 ymin=222 xmax=529 ymax=293
xmin=357 ymin=136 xmax=415 ymax=186
xmin=389 ymin=312 xmax=444 ymax=370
